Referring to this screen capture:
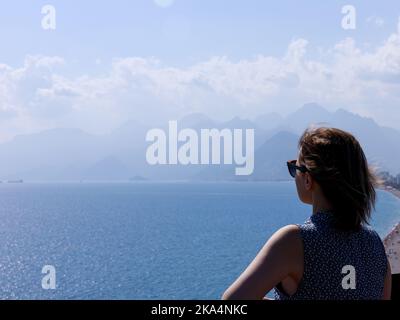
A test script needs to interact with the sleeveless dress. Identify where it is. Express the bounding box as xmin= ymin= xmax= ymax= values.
xmin=274 ymin=211 xmax=388 ymax=300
